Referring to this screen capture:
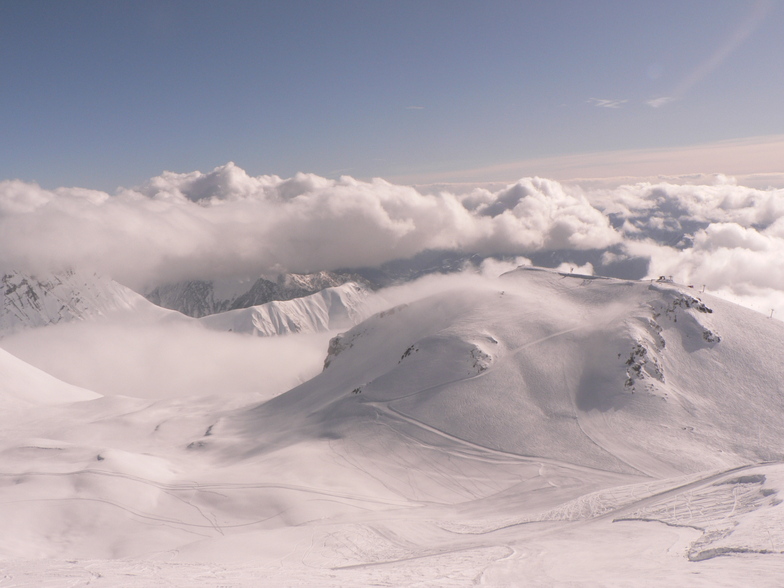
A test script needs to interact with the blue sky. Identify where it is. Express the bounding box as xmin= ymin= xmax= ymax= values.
xmin=2 ymin=0 xmax=783 ymax=191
